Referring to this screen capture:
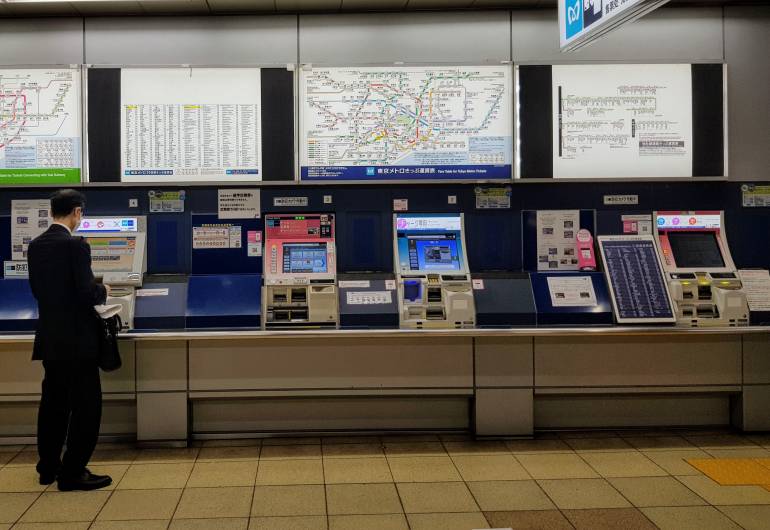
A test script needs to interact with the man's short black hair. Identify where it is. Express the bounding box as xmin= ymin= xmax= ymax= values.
xmin=50 ymin=189 xmax=86 ymax=218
